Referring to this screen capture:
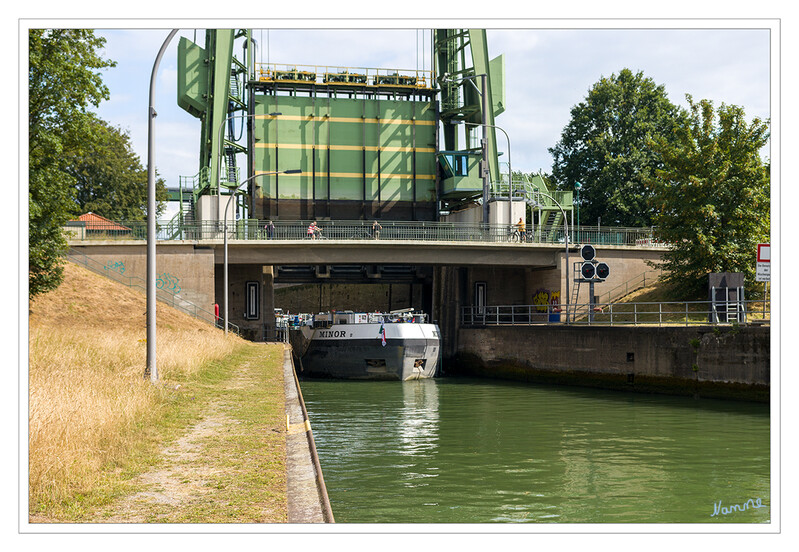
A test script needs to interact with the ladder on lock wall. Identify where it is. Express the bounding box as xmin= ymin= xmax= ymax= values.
xmin=710 ymin=285 xmax=747 ymax=323
xmin=569 ymin=277 xmax=582 ymax=319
